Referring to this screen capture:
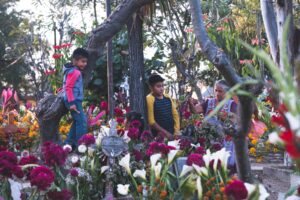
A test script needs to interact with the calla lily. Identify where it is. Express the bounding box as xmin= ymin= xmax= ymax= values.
xmin=203 ymin=149 xmax=212 ymax=168
xmin=168 ymin=140 xmax=180 ymax=149
xmin=179 ymin=165 xmax=193 ymax=177
xmin=192 ymin=164 xmax=208 ymax=177
xmin=101 ymin=166 xmax=109 ymax=174
xmin=258 ymin=184 xmax=269 ymax=200
xmin=117 ymin=184 xmax=130 ymax=195
xmin=133 ymin=169 xmax=146 ymax=180
xmin=168 ymin=150 xmax=179 ymax=164
xmin=119 ymin=153 xmax=131 ymax=174
xmin=150 ymin=154 xmax=161 ymax=169
xmin=154 ymin=162 xmax=162 ymax=179
xmin=196 ymin=176 xmax=202 ymax=200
